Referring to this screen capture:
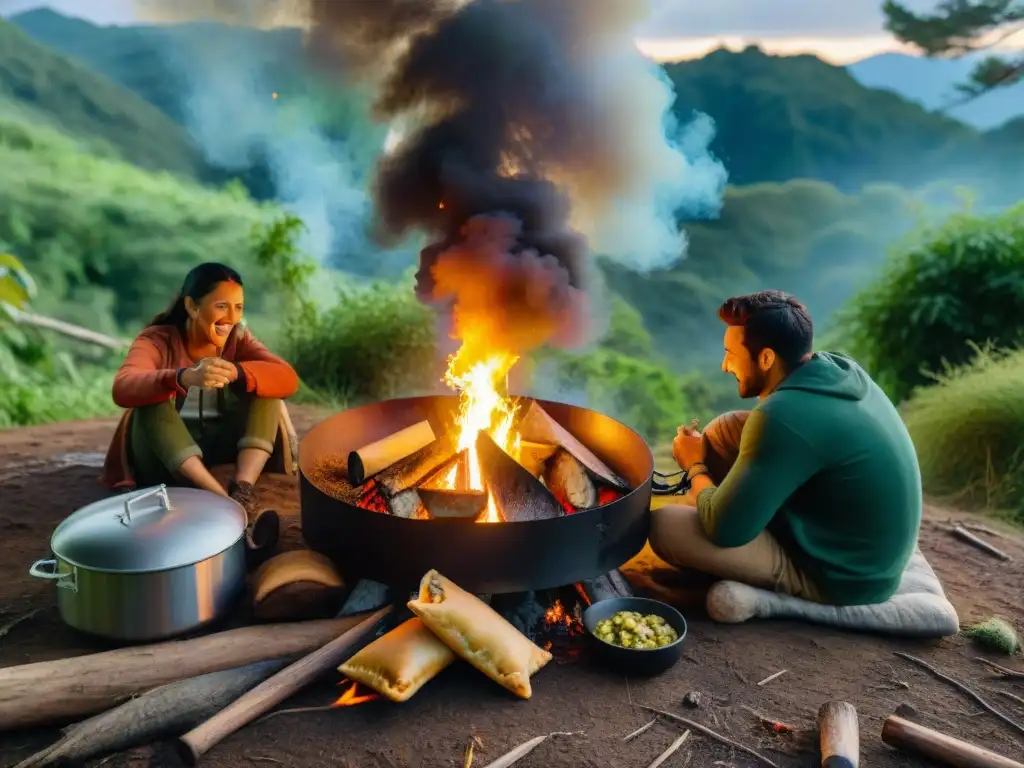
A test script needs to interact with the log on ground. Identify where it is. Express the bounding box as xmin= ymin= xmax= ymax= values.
xmin=0 ymin=614 xmax=372 ymax=731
